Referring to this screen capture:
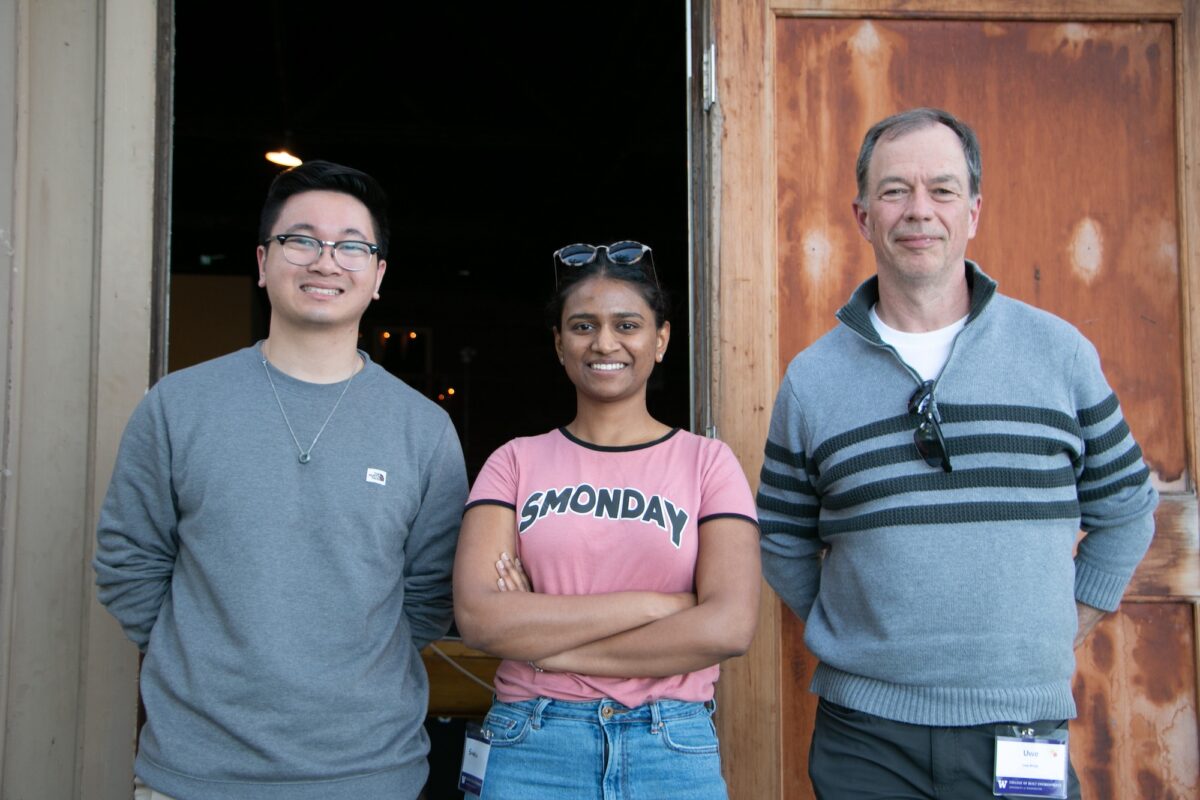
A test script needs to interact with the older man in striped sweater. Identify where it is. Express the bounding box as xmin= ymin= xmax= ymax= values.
xmin=758 ymin=108 xmax=1157 ymax=800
